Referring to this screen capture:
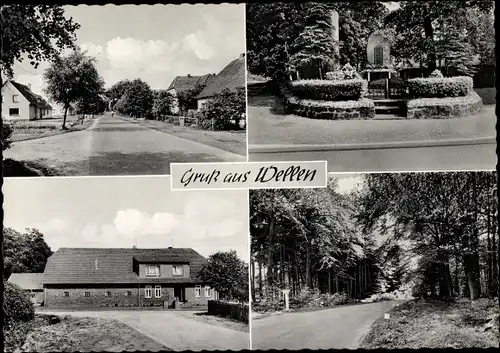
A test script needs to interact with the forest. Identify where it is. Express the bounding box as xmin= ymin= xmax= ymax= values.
xmin=249 ymin=172 xmax=498 ymax=309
